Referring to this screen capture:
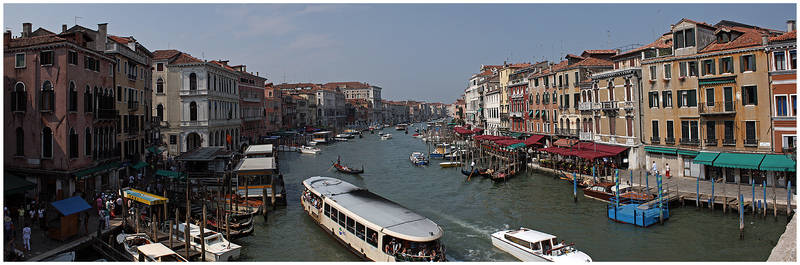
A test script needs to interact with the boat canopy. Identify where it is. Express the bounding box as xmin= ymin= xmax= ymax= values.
xmin=124 ymin=188 xmax=169 ymax=206
xmin=137 ymin=243 xmax=178 ymax=259
xmin=243 ymin=144 xmax=274 ymax=157
xmin=507 ymin=229 xmax=555 ymax=243
xmin=304 ymin=176 xmax=443 ymax=242
xmin=234 ymin=157 xmax=277 ymax=176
